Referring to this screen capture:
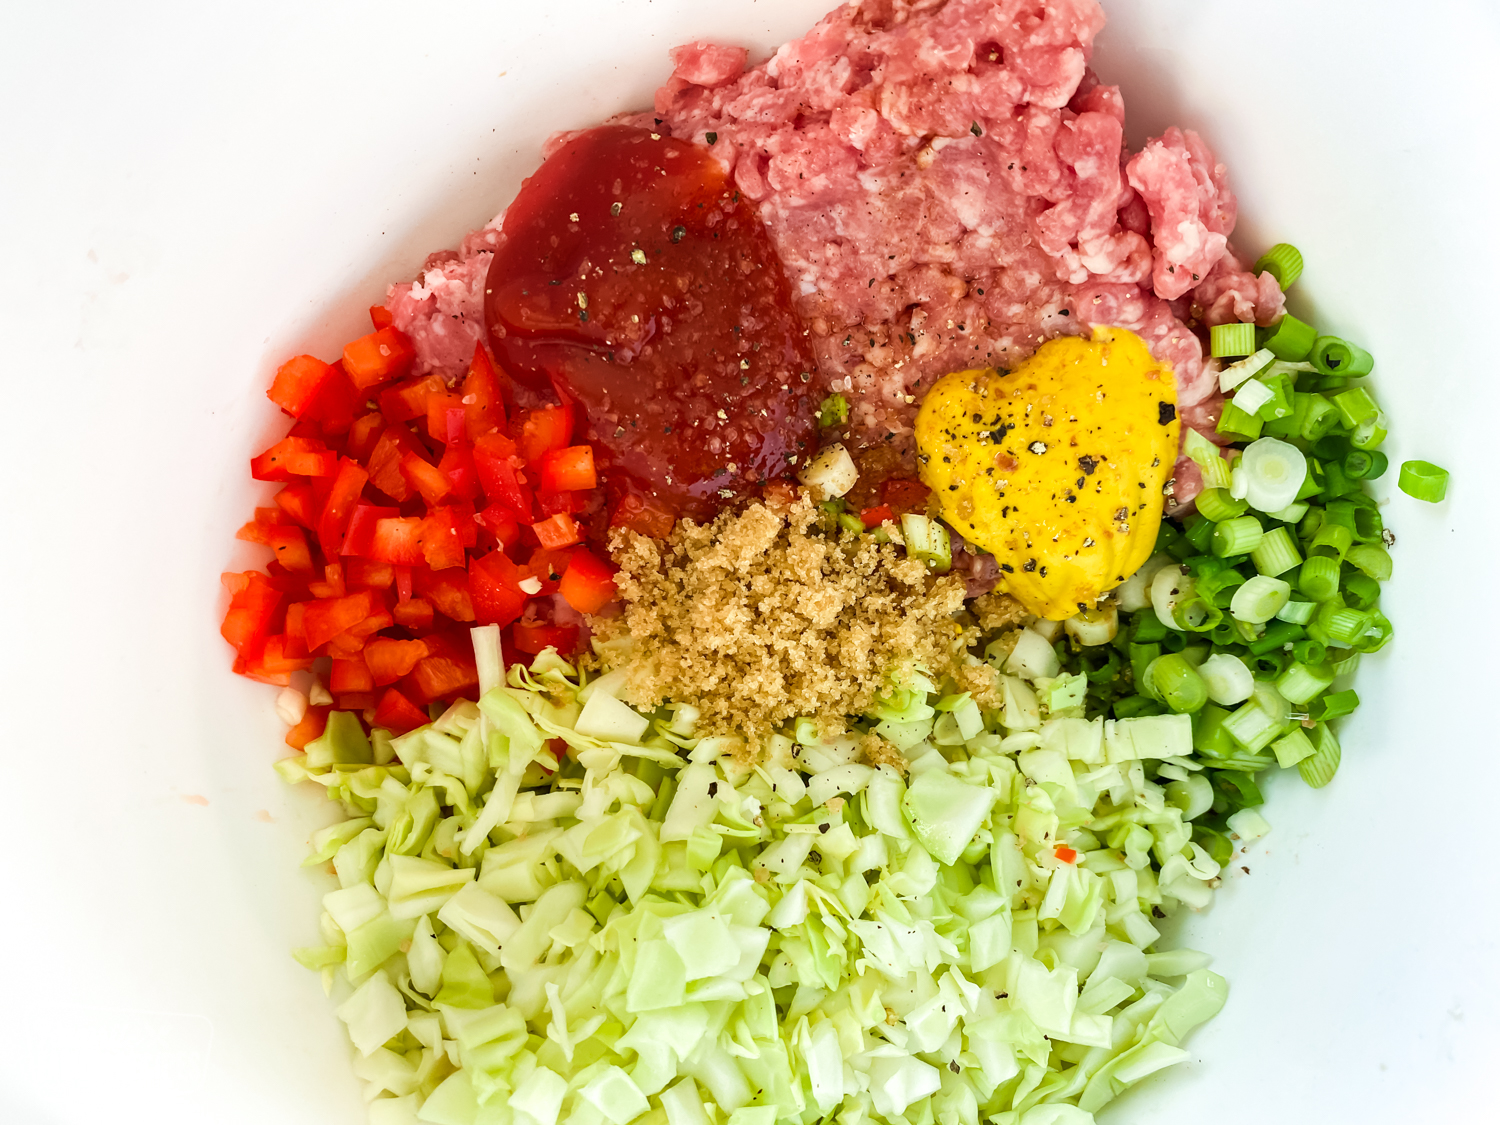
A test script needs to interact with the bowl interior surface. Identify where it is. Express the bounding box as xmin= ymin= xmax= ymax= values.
xmin=1 ymin=1 xmax=1496 ymax=1122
